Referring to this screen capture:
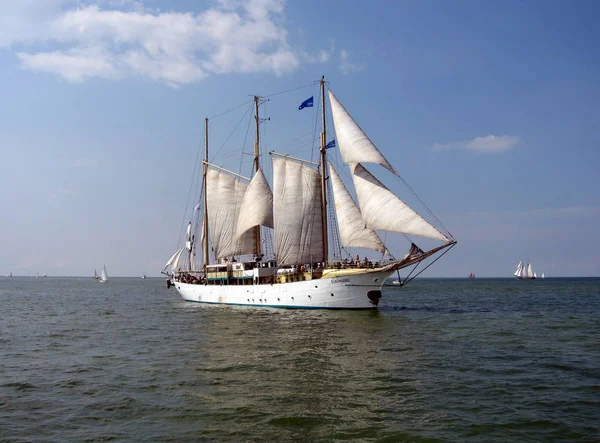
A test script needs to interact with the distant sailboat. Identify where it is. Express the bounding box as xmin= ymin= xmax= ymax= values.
xmin=93 ymin=269 xmax=99 ymax=280
xmin=468 ymin=273 xmax=475 ymax=279
xmin=142 ymin=274 xmax=147 ymax=279
xmin=514 ymin=260 xmax=536 ymax=280
xmin=542 ymin=272 xmax=545 ymax=279
xmin=98 ymin=265 xmax=108 ymax=283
